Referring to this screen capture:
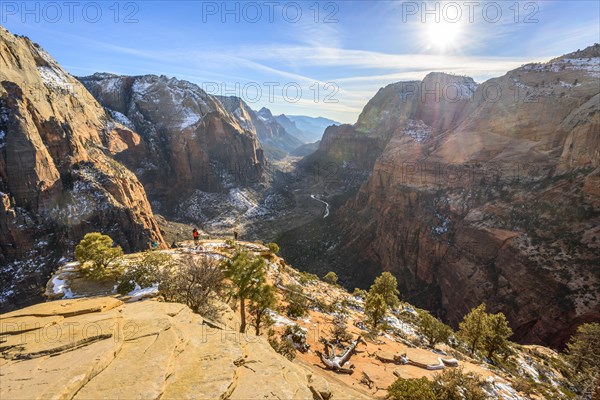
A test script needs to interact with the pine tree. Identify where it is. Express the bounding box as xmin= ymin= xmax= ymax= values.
xmin=417 ymin=310 xmax=453 ymax=347
xmin=458 ymin=304 xmax=491 ymax=355
xmin=483 ymin=312 xmax=513 ymax=360
xmin=369 ymin=271 xmax=400 ymax=309
xmin=221 ymin=248 xmax=267 ymax=333
xmin=365 ymin=292 xmax=388 ymax=330
xmin=249 ymin=283 xmax=277 ymax=336
xmin=565 ymin=323 xmax=600 ymax=373
xmin=75 ymin=232 xmax=123 ymax=280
